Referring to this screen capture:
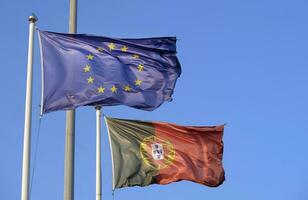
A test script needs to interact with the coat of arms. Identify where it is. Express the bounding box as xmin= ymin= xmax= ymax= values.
xmin=151 ymin=143 xmax=164 ymax=160
xmin=140 ymin=136 xmax=175 ymax=170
